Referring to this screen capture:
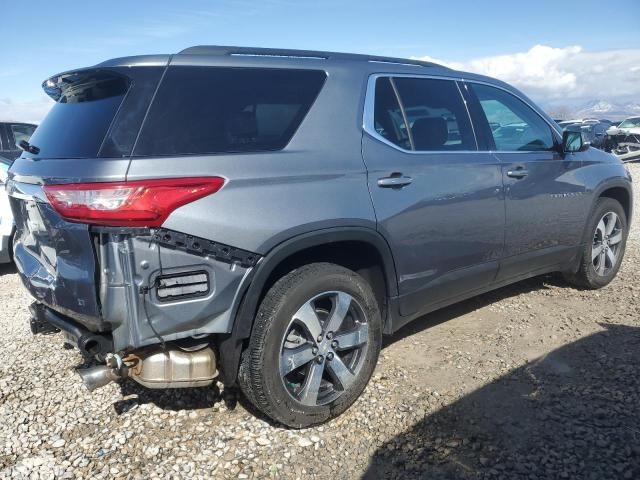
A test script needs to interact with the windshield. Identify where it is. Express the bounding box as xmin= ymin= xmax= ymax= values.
xmin=619 ymin=117 xmax=640 ymax=129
